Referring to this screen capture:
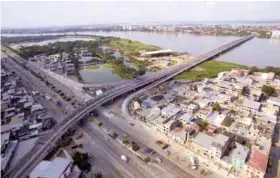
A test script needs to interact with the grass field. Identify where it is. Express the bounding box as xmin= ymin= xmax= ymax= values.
xmin=175 ymin=60 xmax=248 ymax=80
xmin=107 ymin=38 xmax=161 ymax=56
